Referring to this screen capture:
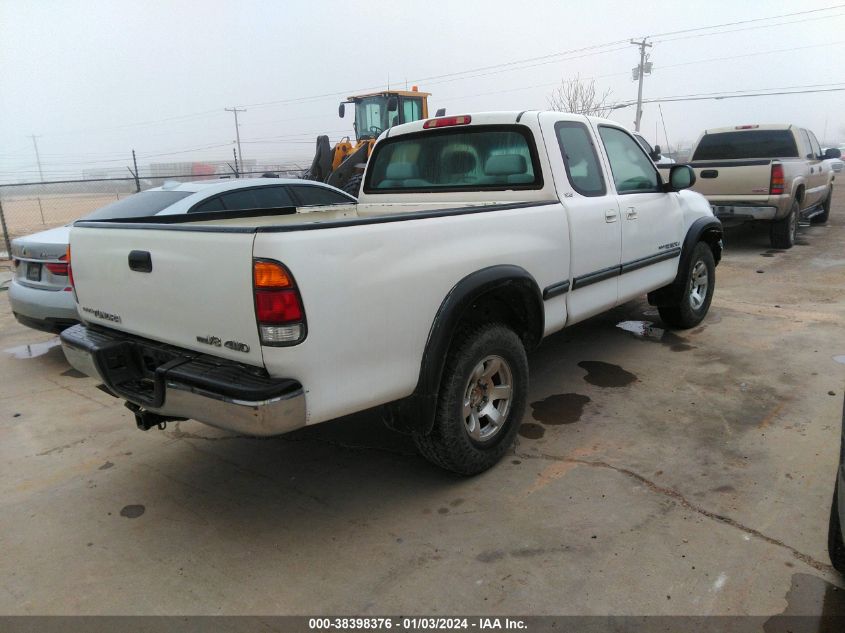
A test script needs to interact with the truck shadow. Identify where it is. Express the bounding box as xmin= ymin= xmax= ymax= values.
xmin=85 ymin=298 xmax=672 ymax=541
